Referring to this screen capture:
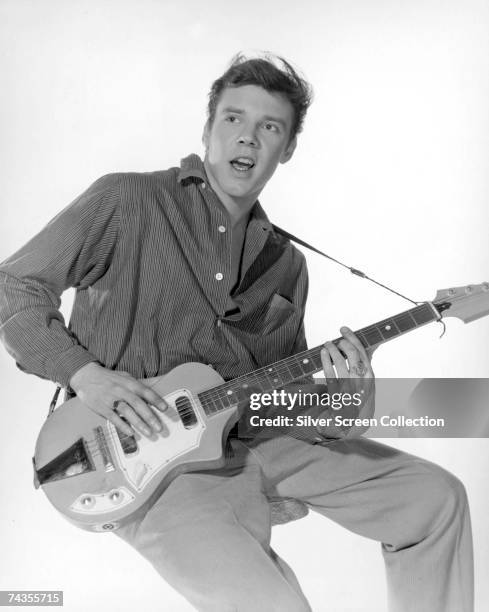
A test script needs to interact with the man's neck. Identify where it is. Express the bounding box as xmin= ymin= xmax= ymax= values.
xmin=221 ymin=200 xmax=253 ymax=228
xmin=203 ymin=159 xmax=256 ymax=227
